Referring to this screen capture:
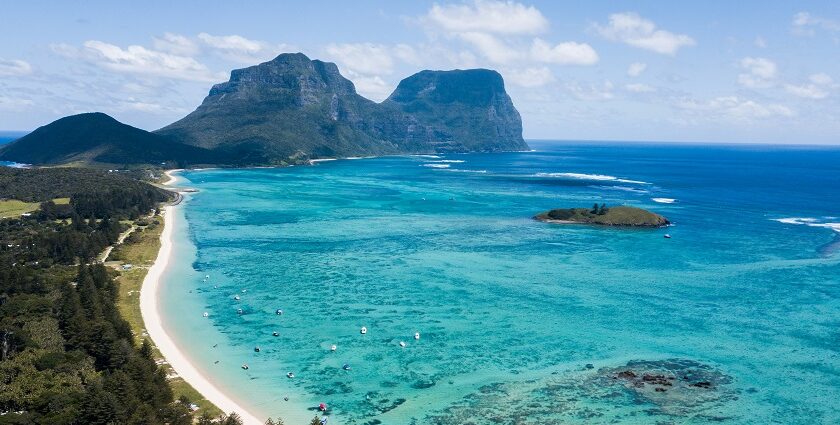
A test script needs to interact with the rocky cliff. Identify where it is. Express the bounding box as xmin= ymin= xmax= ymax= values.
xmin=156 ymin=53 xmax=527 ymax=164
